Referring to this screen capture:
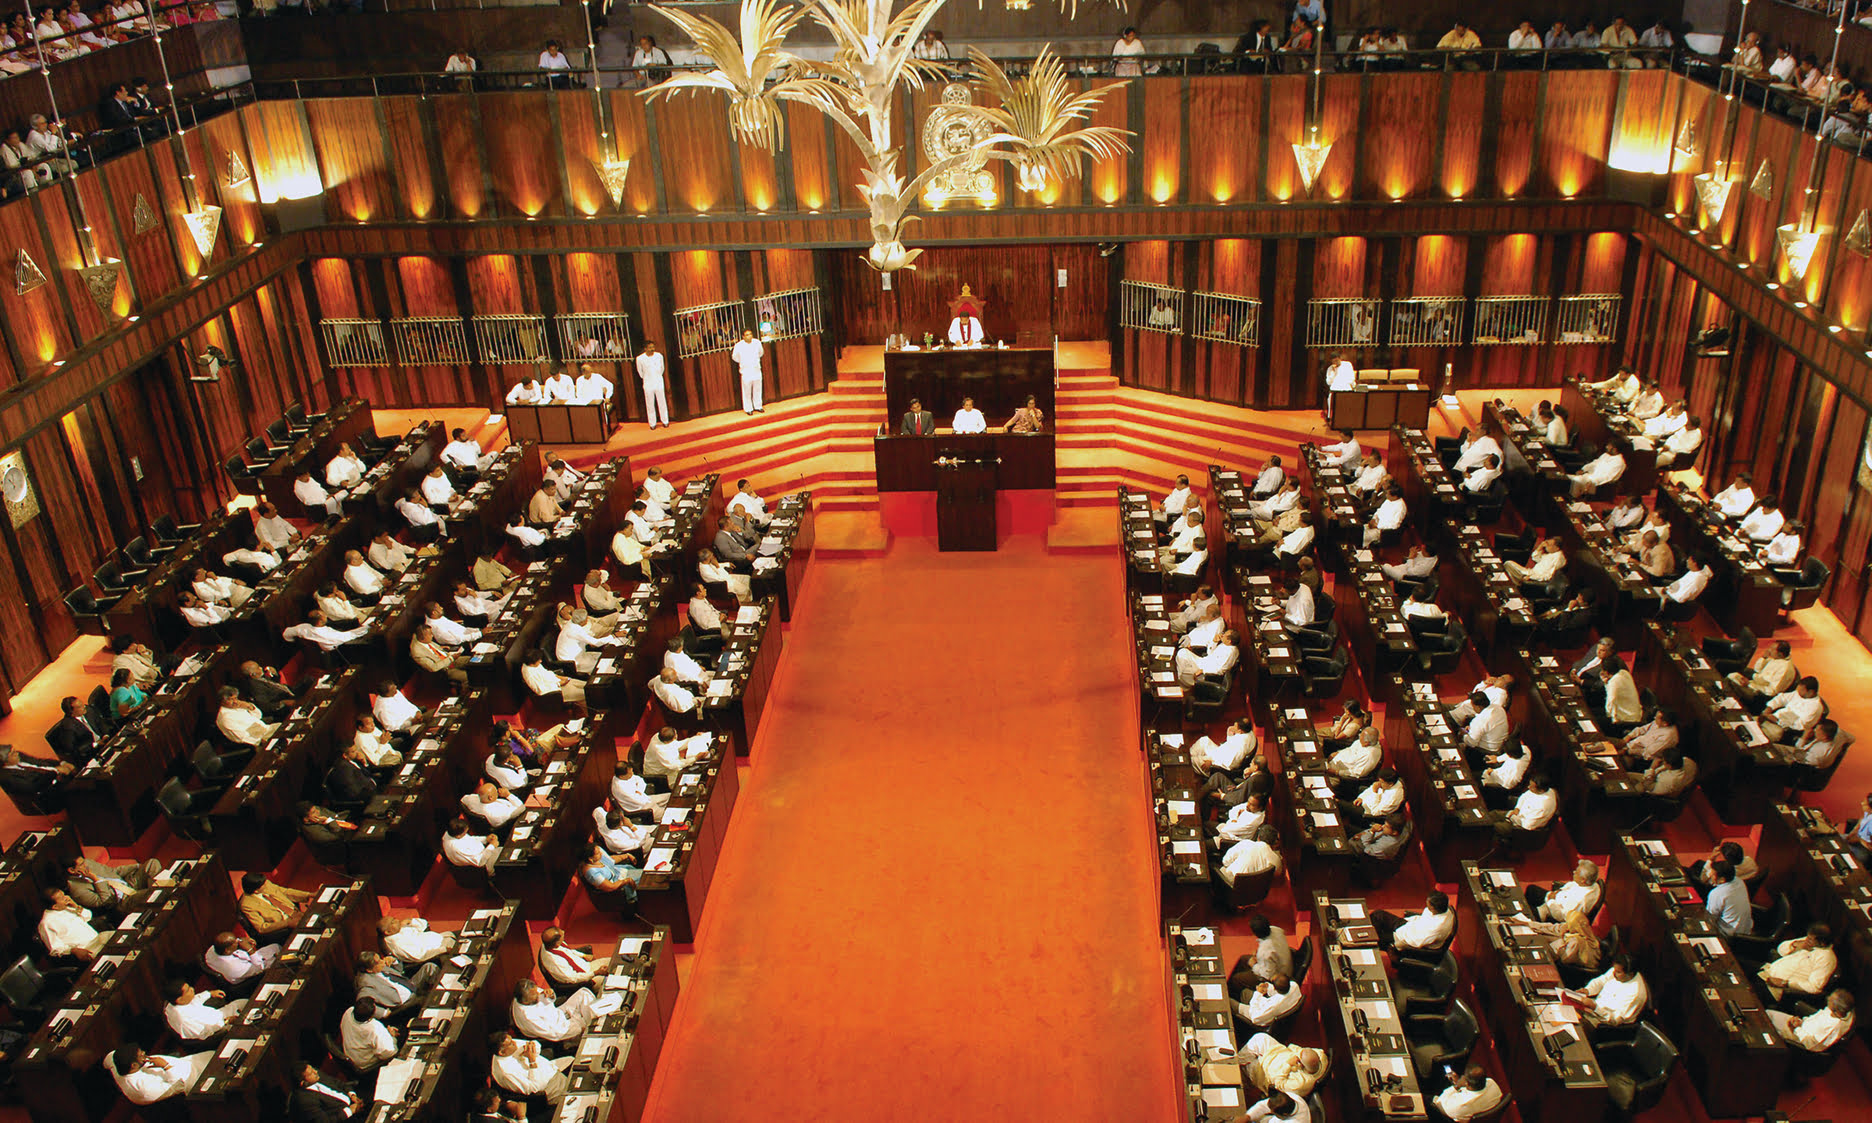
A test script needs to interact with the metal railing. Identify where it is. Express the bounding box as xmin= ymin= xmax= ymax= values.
xmin=1306 ymin=298 xmax=1380 ymax=349
xmin=1388 ymin=297 xmax=1466 ymax=348
xmin=471 ymin=313 xmax=548 ymax=365
xmin=556 ymin=312 xmax=632 ymax=362
xmin=1472 ymin=297 xmax=1550 ymax=345
xmin=320 ymin=318 xmax=388 ymax=366
xmin=1119 ymin=280 xmax=1183 ymax=335
xmin=1555 ymin=295 xmax=1621 ymax=343
xmin=1191 ymin=292 xmax=1260 ymax=347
